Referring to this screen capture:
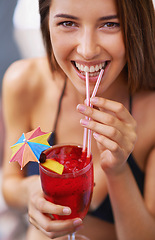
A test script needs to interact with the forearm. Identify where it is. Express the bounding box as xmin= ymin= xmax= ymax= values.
xmin=2 ymin=174 xmax=39 ymax=211
xmin=106 ymin=164 xmax=155 ymax=240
